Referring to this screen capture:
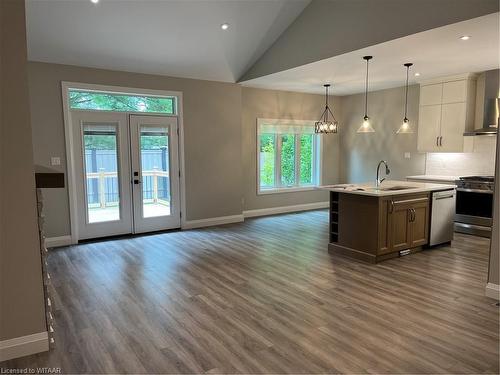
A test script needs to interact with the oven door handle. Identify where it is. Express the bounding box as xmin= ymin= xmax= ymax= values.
xmin=456 ymin=188 xmax=494 ymax=194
